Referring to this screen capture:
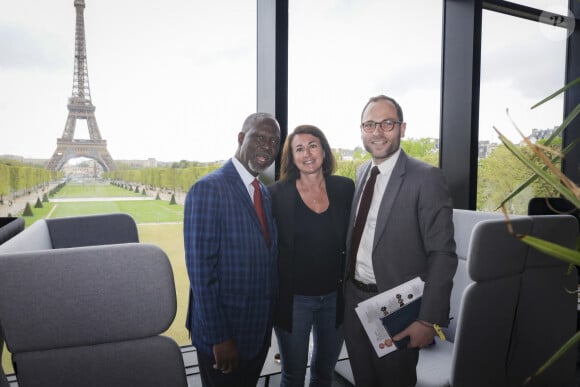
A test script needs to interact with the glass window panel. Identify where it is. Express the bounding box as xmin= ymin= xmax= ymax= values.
xmin=0 ymin=1 xmax=256 ymax=360
xmin=288 ymin=0 xmax=444 ymax=172
xmin=0 ymin=1 xmax=256 ymax=164
xmin=477 ymin=9 xmax=567 ymax=214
